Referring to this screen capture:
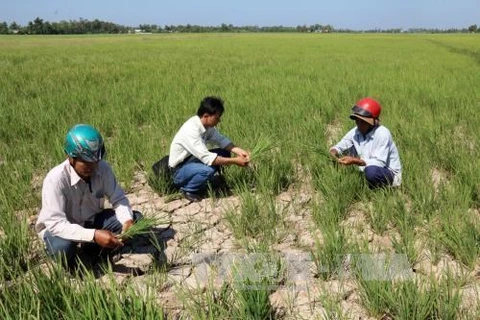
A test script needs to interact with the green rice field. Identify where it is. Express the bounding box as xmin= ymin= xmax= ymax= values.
xmin=1 ymin=33 xmax=479 ymax=319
